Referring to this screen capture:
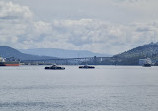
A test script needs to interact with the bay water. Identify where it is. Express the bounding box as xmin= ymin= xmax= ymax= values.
xmin=0 ymin=66 xmax=158 ymax=111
